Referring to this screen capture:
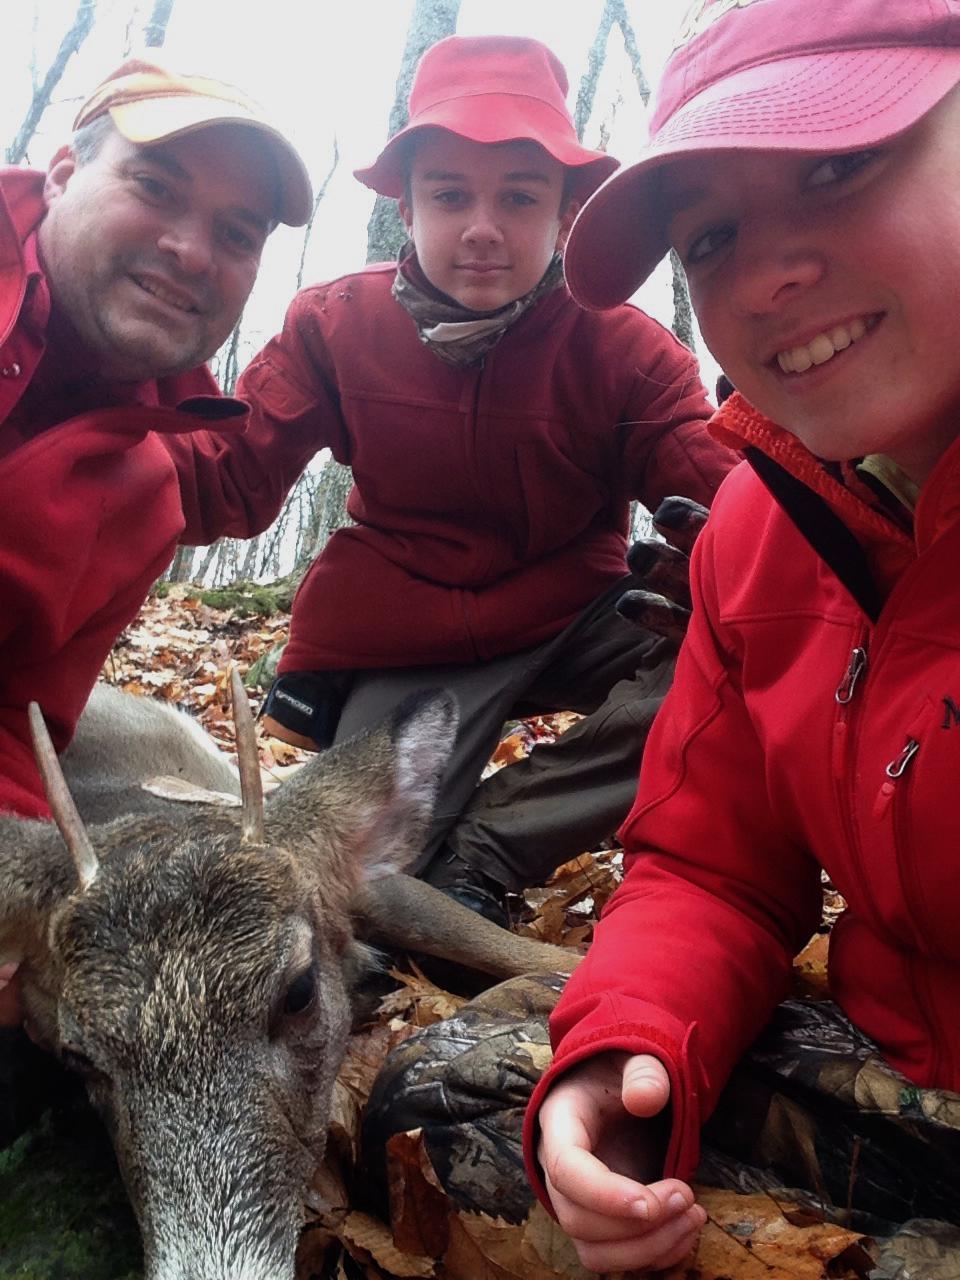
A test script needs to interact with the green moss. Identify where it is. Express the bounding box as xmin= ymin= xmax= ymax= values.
xmin=0 ymin=1107 xmax=142 ymax=1280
